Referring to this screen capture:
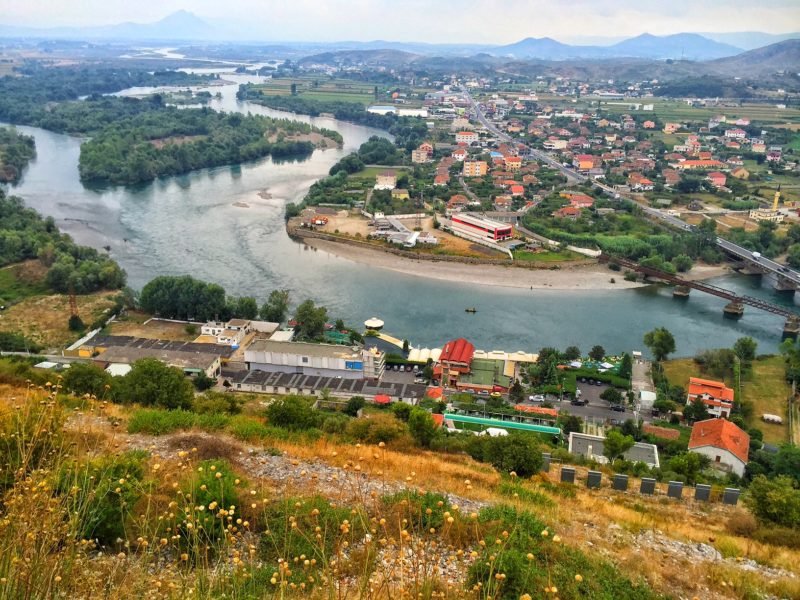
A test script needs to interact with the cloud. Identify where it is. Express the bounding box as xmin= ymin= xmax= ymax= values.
xmin=4 ymin=0 xmax=799 ymax=43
